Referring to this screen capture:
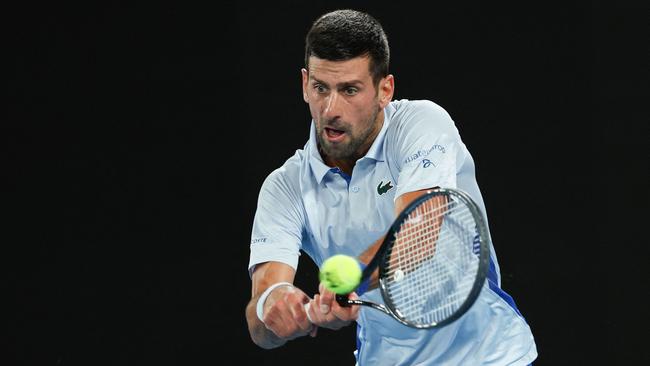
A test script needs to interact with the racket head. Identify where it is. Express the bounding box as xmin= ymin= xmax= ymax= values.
xmin=377 ymin=187 xmax=490 ymax=329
